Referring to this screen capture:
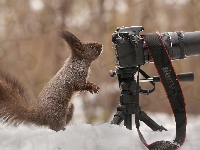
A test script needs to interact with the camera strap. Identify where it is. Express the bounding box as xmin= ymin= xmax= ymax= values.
xmin=138 ymin=32 xmax=187 ymax=150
